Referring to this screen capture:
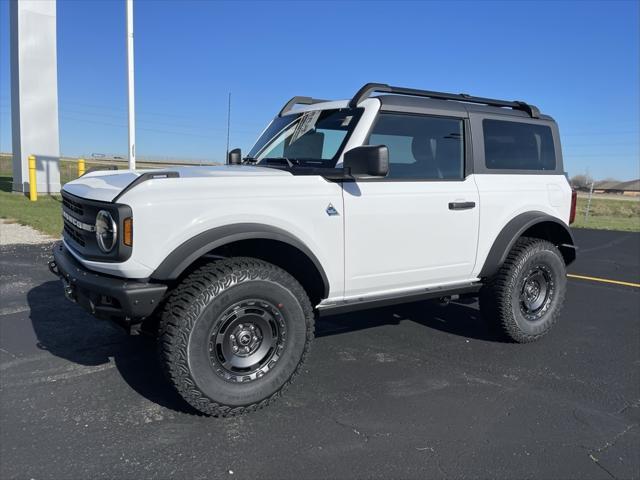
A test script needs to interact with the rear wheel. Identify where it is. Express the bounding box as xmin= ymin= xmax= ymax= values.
xmin=480 ymin=237 xmax=567 ymax=343
xmin=159 ymin=257 xmax=314 ymax=416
